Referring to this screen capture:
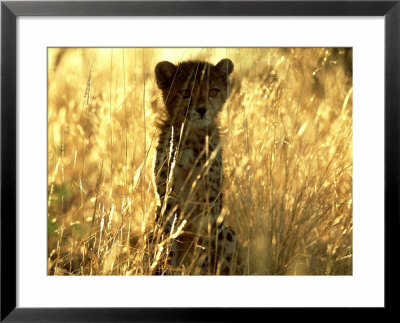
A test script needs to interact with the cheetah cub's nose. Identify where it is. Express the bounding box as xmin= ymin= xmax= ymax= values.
xmin=196 ymin=106 xmax=206 ymax=117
